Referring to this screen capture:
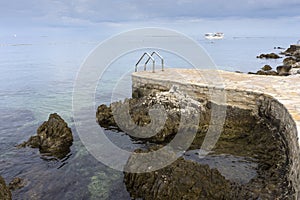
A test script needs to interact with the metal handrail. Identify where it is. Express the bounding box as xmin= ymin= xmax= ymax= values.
xmin=145 ymin=51 xmax=164 ymax=71
xmin=135 ymin=52 xmax=155 ymax=73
